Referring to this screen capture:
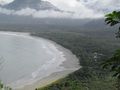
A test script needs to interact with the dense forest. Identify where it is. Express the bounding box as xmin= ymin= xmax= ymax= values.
xmin=30 ymin=28 xmax=120 ymax=90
